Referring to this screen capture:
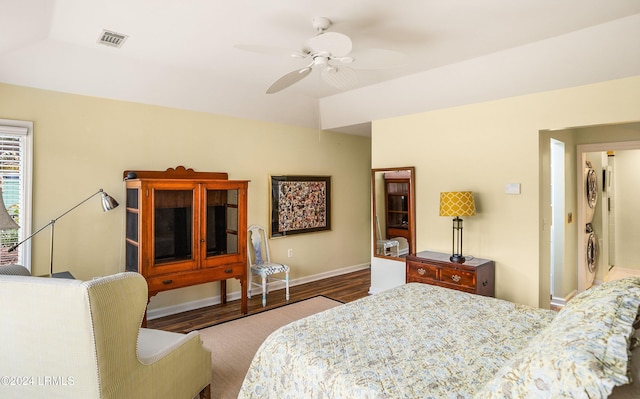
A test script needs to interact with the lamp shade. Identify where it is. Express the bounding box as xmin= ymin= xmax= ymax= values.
xmin=100 ymin=190 xmax=119 ymax=212
xmin=0 ymin=187 xmax=19 ymax=230
xmin=439 ymin=191 xmax=476 ymax=217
